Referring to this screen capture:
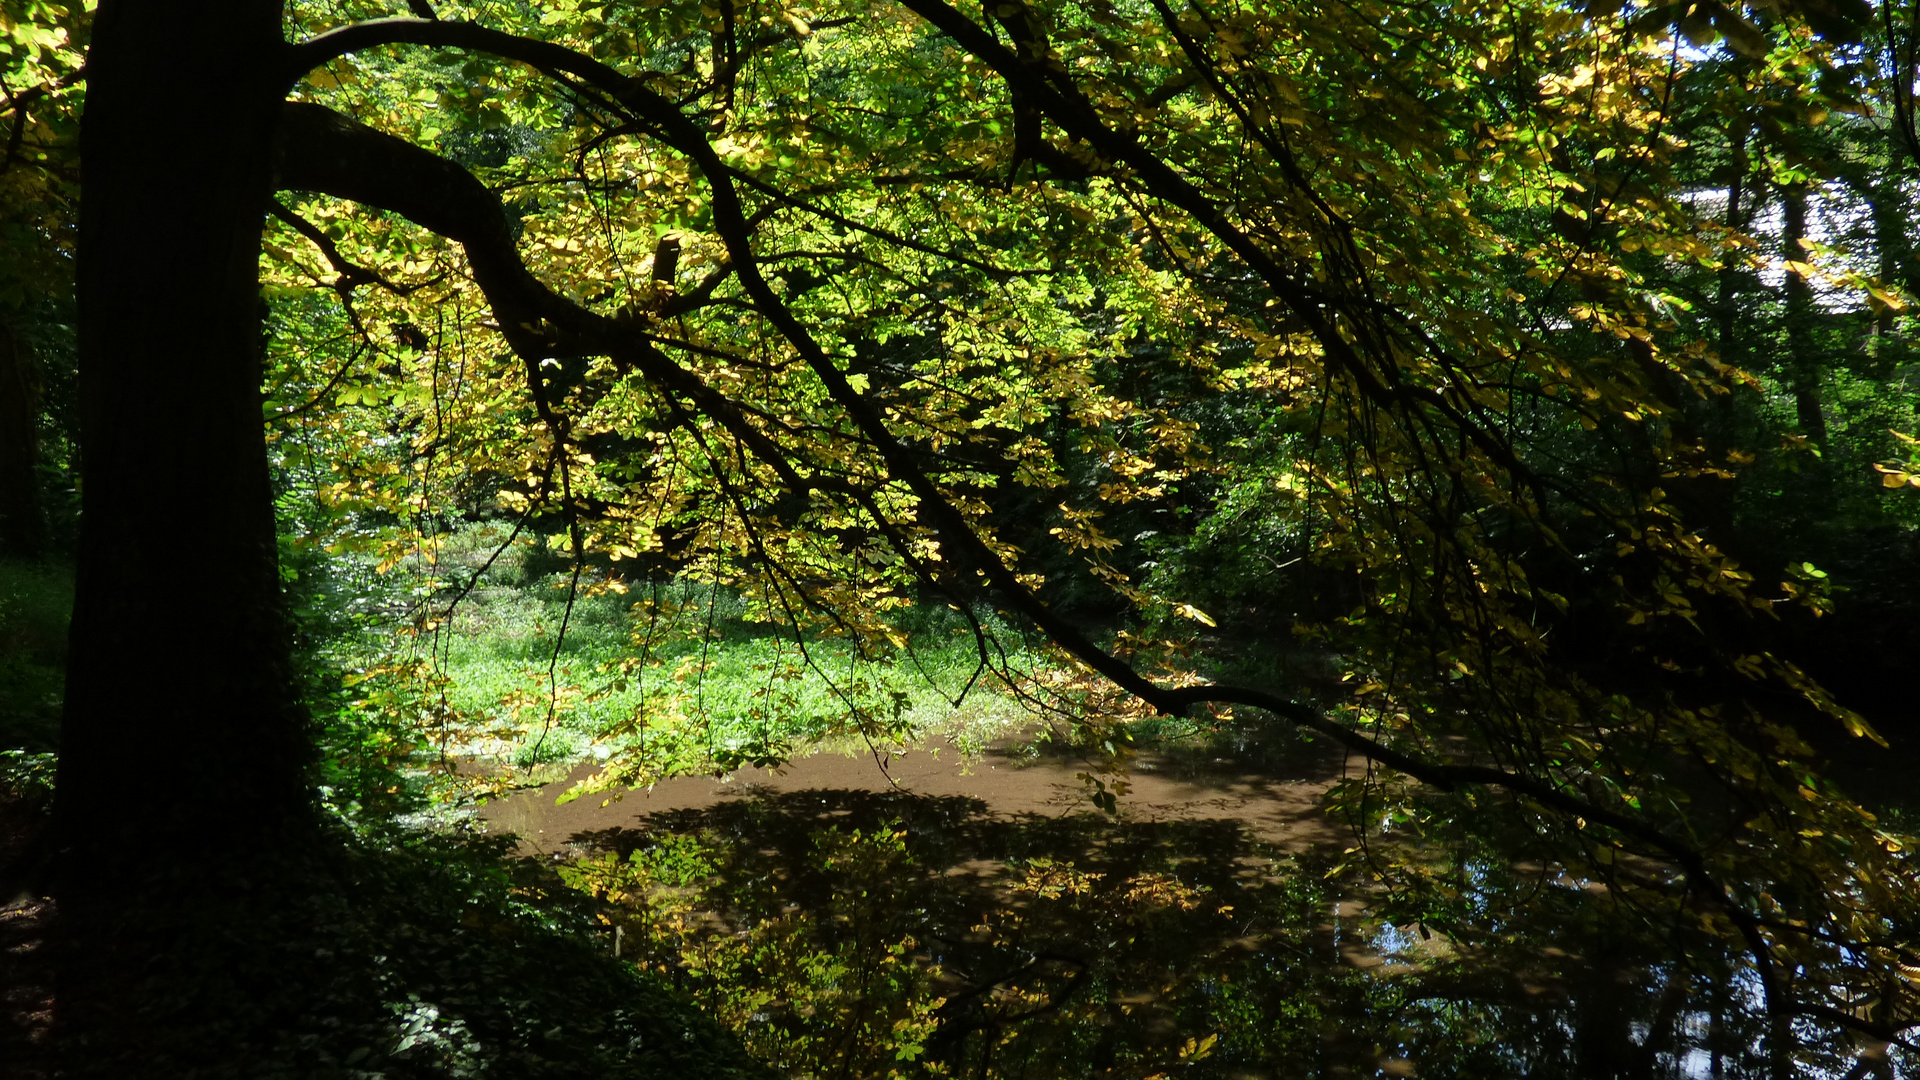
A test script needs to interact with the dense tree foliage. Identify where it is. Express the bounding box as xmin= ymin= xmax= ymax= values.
xmin=8 ymin=0 xmax=1920 ymax=1070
